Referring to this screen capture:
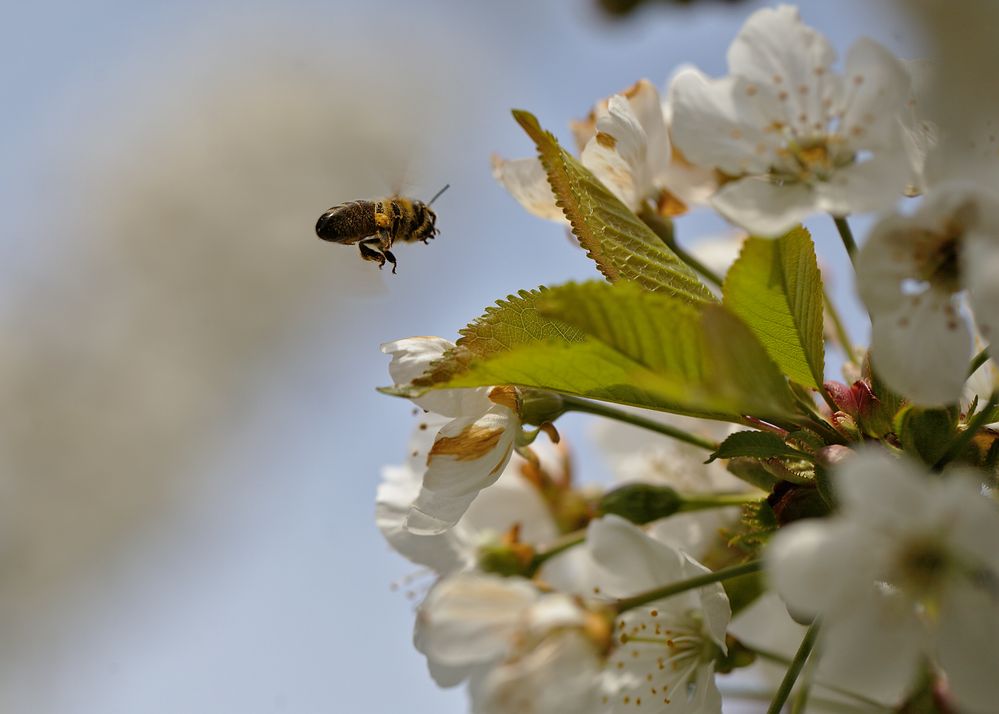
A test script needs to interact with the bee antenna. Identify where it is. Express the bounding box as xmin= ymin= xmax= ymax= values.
xmin=427 ymin=184 xmax=450 ymax=207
